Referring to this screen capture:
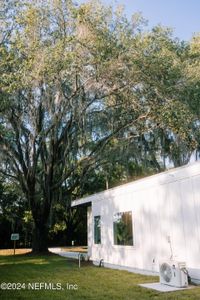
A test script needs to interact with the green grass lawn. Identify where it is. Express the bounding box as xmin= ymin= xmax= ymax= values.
xmin=0 ymin=253 xmax=200 ymax=300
